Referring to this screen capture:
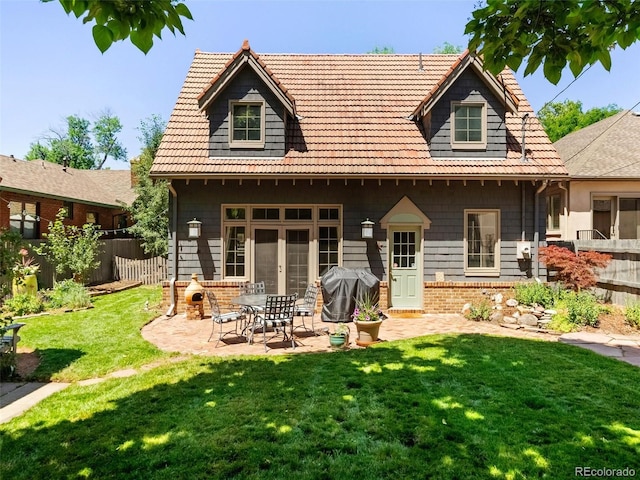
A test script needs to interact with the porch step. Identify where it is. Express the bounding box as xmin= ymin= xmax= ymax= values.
xmin=386 ymin=308 xmax=424 ymax=318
